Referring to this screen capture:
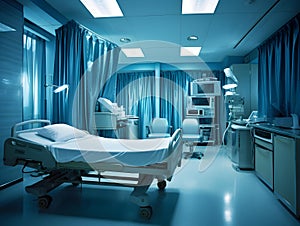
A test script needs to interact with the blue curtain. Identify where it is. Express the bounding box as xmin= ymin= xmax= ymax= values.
xmin=160 ymin=70 xmax=193 ymax=132
xmin=258 ymin=14 xmax=300 ymax=119
xmin=53 ymin=20 xmax=85 ymax=124
xmin=22 ymin=31 xmax=46 ymax=122
xmin=115 ymin=69 xmax=225 ymax=138
xmin=116 ymin=71 xmax=156 ymax=138
xmin=53 ymin=20 xmax=119 ymax=132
